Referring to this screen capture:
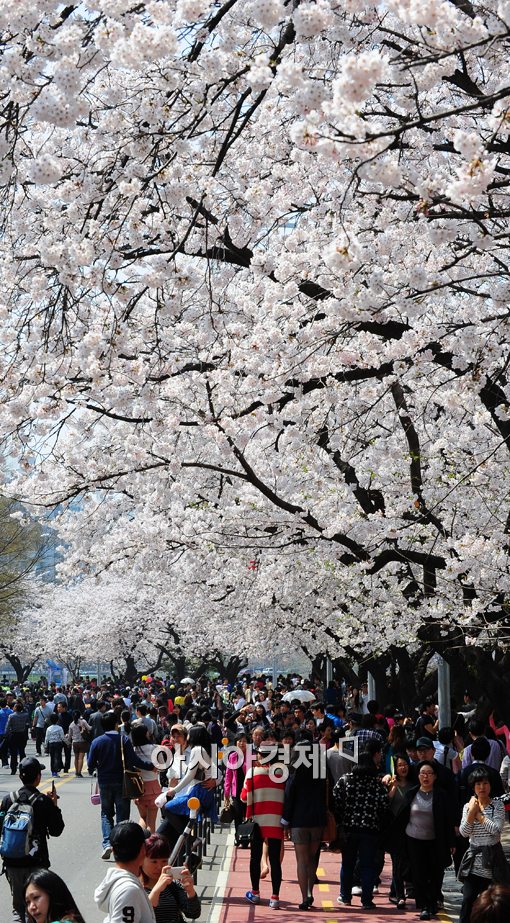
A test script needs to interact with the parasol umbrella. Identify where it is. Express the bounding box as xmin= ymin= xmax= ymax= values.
xmin=282 ymin=689 xmax=316 ymax=703
xmin=180 ymin=677 xmax=195 ymax=685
